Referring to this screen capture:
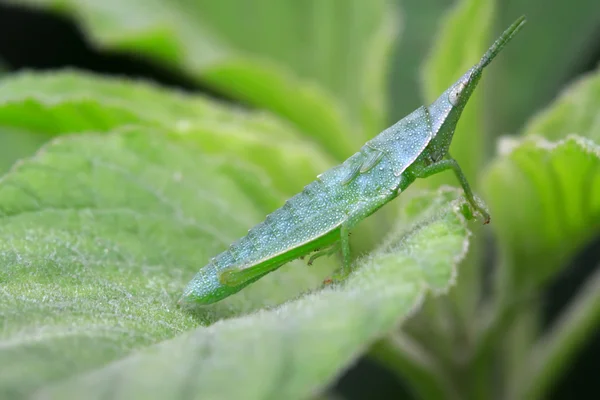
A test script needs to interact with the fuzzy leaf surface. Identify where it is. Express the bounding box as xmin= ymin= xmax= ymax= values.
xmin=31 ymin=189 xmax=472 ymax=400
xmin=0 ymin=128 xmax=338 ymax=398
